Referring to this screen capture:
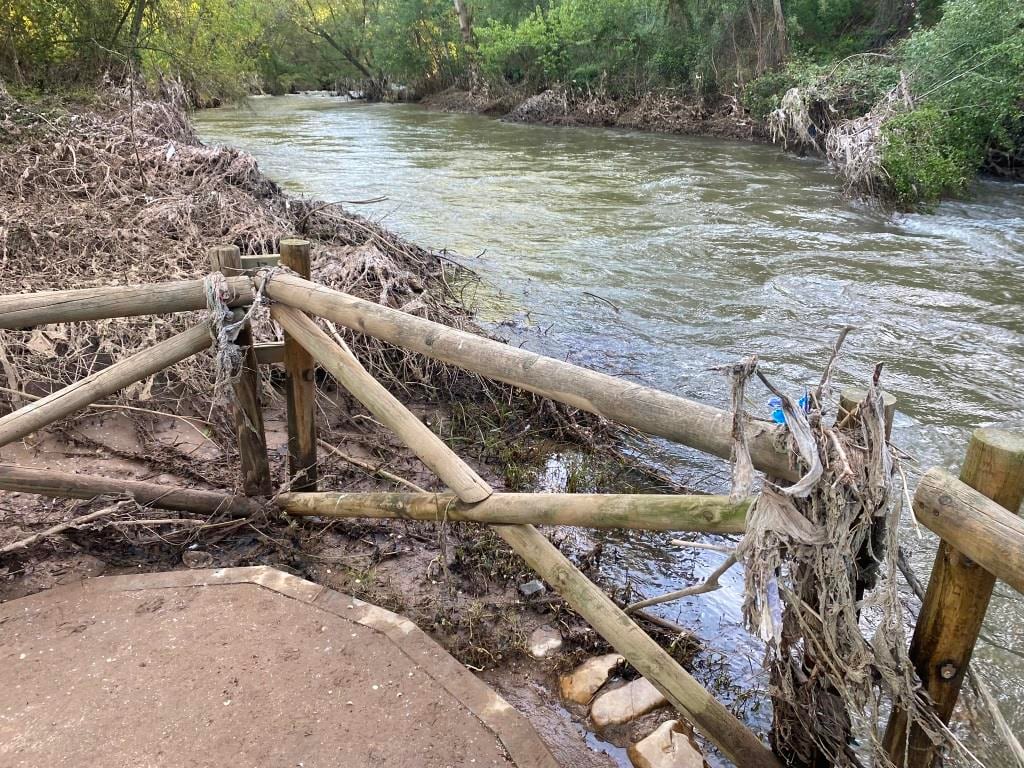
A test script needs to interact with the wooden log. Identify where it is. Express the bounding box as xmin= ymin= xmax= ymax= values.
xmin=278 ymin=491 xmax=750 ymax=533
xmin=839 ymin=387 xmax=897 ymax=439
xmin=496 ymin=523 xmax=780 ymax=768
xmin=268 ymin=295 xmax=775 ymax=764
xmin=0 ymin=464 xmax=262 ymax=517
xmin=278 ymin=239 xmax=318 ymax=492
xmin=884 ymin=428 xmax=1024 ymax=767
xmin=0 ymin=277 xmax=253 ymax=329
xmin=912 ymin=467 xmax=1024 ymax=595
xmin=261 ymin=273 xmax=795 ymax=480
xmin=210 ymin=246 xmax=272 ymax=496
xmin=0 ymin=323 xmax=211 ymax=448
xmin=270 ymin=304 xmax=491 ymax=503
